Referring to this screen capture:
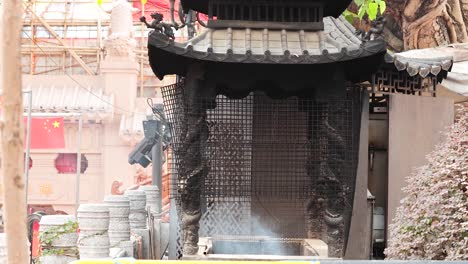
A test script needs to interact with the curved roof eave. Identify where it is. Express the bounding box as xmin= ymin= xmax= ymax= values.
xmin=383 ymin=52 xmax=453 ymax=83
xmin=147 ymin=16 xmax=387 ymax=79
xmin=148 ymin=38 xmax=386 ymax=81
